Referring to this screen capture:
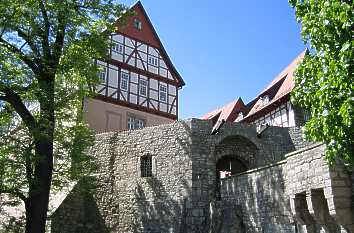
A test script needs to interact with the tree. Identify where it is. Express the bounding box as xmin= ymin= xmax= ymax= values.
xmin=0 ymin=1 xmax=129 ymax=232
xmin=289 ymin=0 xmax=354 ymax=165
